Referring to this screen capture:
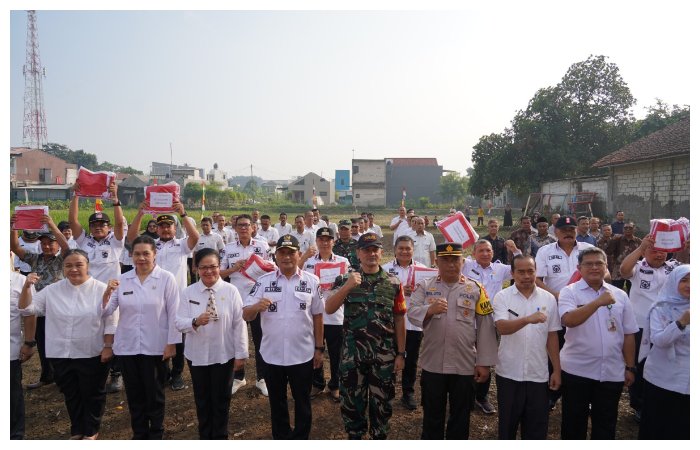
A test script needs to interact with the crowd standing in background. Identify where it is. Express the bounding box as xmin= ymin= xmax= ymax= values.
xmin=10 ymin=202 xmax=690 ymax=440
